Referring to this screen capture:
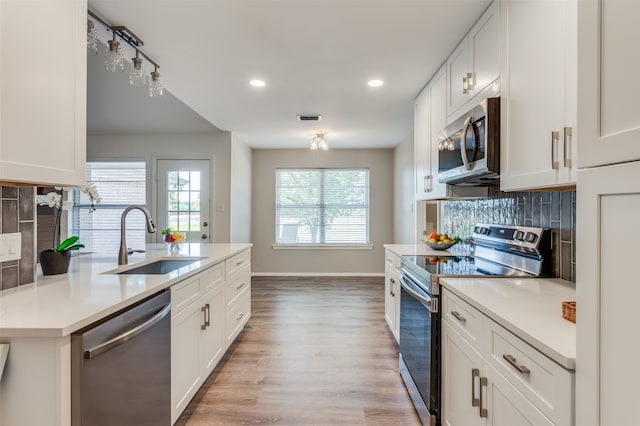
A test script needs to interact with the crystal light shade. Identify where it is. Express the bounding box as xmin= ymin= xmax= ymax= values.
xmin=105 ymin=36 xmax=124 ymax=72
xmin=87 ymin=20 xmax=98 ymax=56
xmin=129 ymin=54 xmax=146 ymax=87
xmin=149 ymin=67 xmax=163 ymax=97
xmin=310 ymin=133 xmax=328 ymax=151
